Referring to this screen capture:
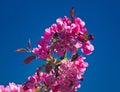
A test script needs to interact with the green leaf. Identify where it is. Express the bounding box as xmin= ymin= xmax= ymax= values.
xmin=64 ymin=58 xmax=68 ymax=61
xmin=55 ymin=61 xmax=61 ymax=72
xmin=35 ymin=89 xmax=41 ymax=92
xmin=46 ymin=56 xmax=52 ymax=62
xmin=55 ymin=61 xmax=61 ymax=66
